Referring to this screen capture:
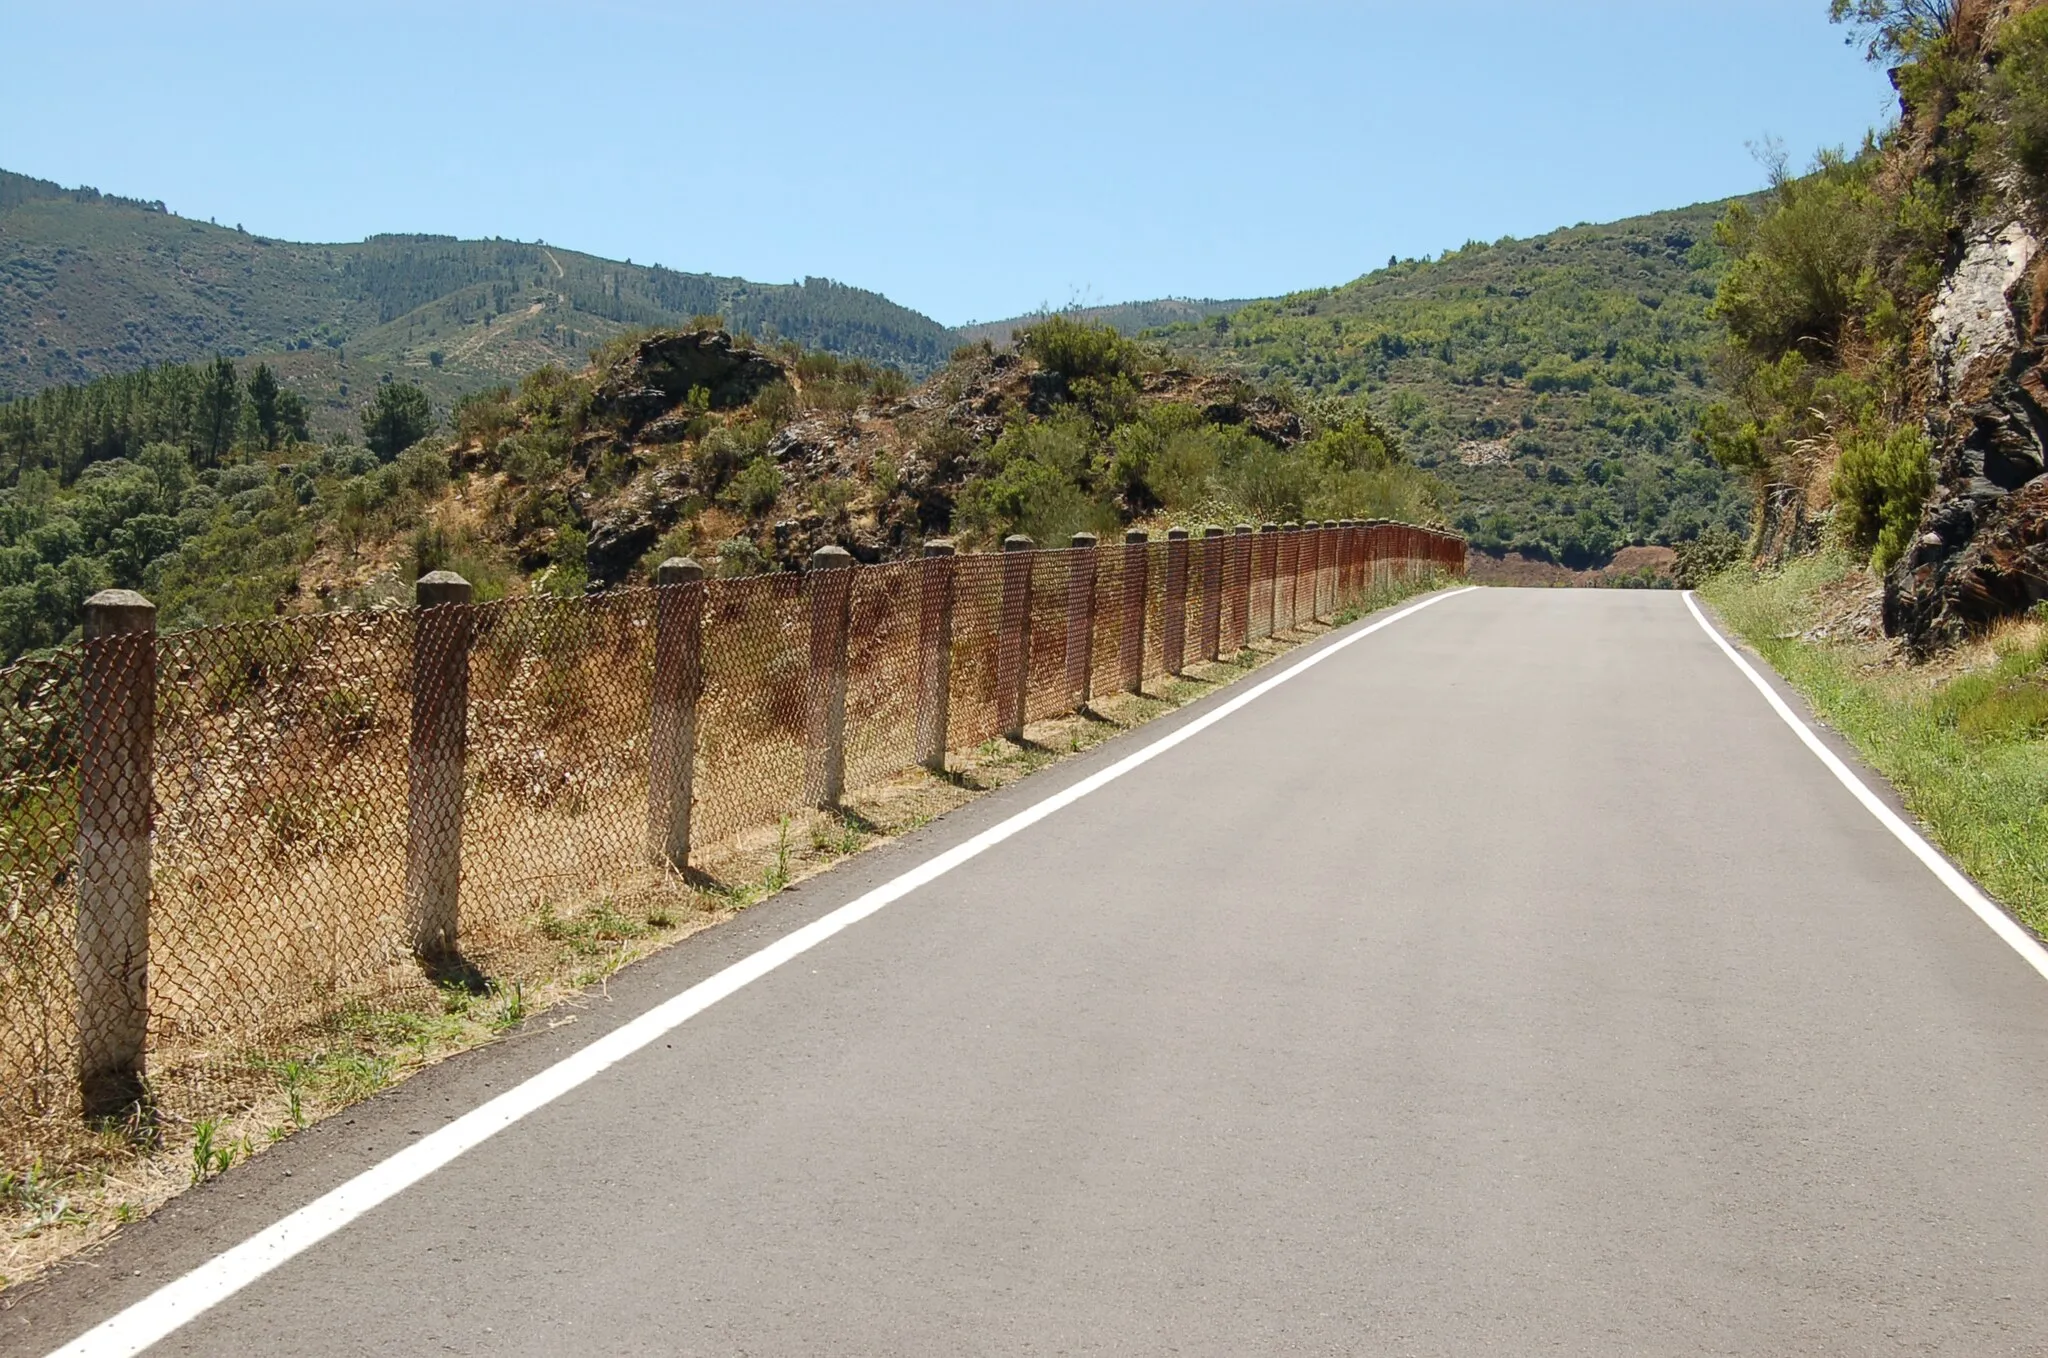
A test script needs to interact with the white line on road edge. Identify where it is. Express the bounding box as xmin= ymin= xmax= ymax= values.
xmin=1684 ymin=591 xmax=2048 ymax=984
xmin=47 ymin=586 xmax=1480 ymax=1358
